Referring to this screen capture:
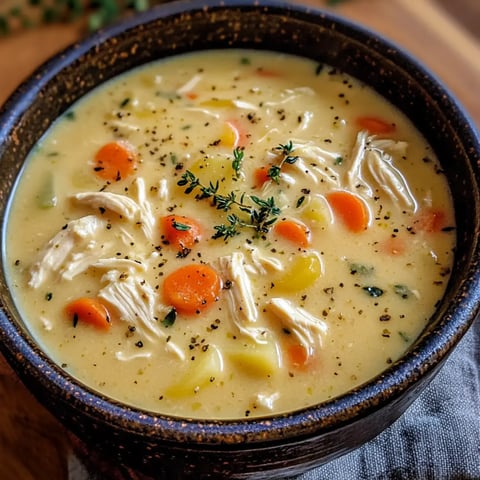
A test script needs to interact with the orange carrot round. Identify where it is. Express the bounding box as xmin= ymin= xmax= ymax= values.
xmin=65 ymin=297 xmax=111 ymax=330
xmin=163 ymin=264 xmax=221 ymax=315
xmin=326 ymin=191 xmax=369 ymax=232
xmin=414 ymin=208 xmax=446 ymax=233
xmin=274 ymin=219 xmax=311 ymax=248
xmin=161 ymin=215 xmax=203 ymax=251
xmin=254 ymin=166 xmax=271 ymax=188
xmin=287 ymin=343 xmax=310 ymax=368
xmin=380 ymin=236 xmax=406 ymax=256
xmin=356 ymin=116 xmax=396 ymax=135
xmin=93 ymin=141 xmax=138 ymax=181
